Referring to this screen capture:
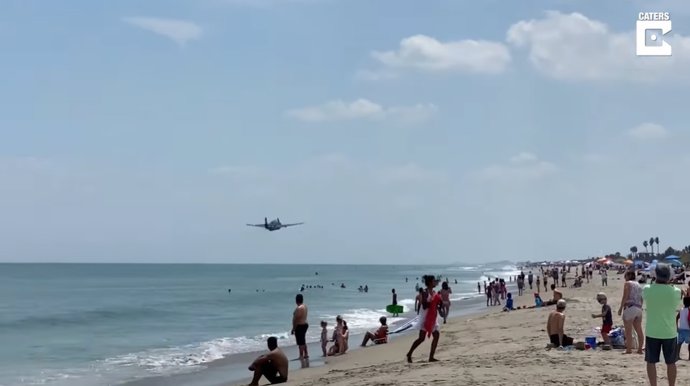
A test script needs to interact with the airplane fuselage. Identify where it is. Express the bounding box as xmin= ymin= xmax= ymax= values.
xmin=265 ymin=220 xmax=282 ymax=231
xmin=247 ymin=217 xmax=303 ymax=231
